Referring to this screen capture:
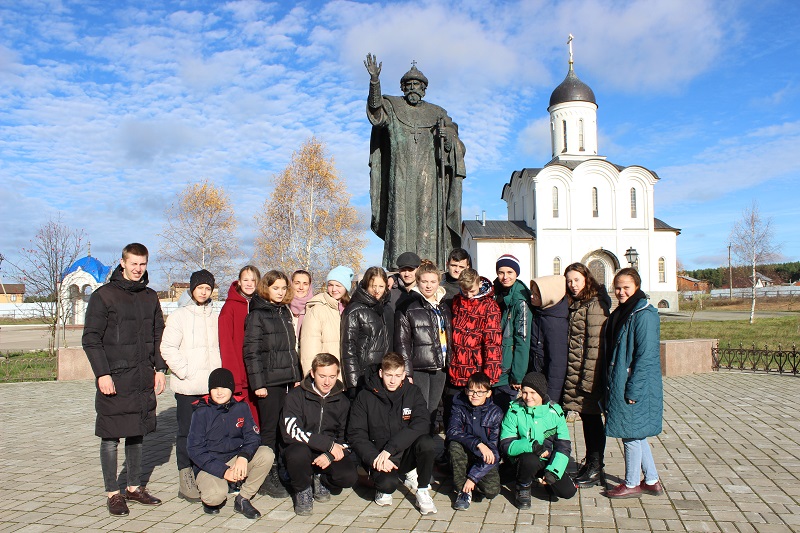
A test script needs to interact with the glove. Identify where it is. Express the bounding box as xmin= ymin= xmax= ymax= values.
xmin=530 ymin=440 xmax=544 ymax=456
xmin=543 ymin=470 xmax=559 ymax=485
